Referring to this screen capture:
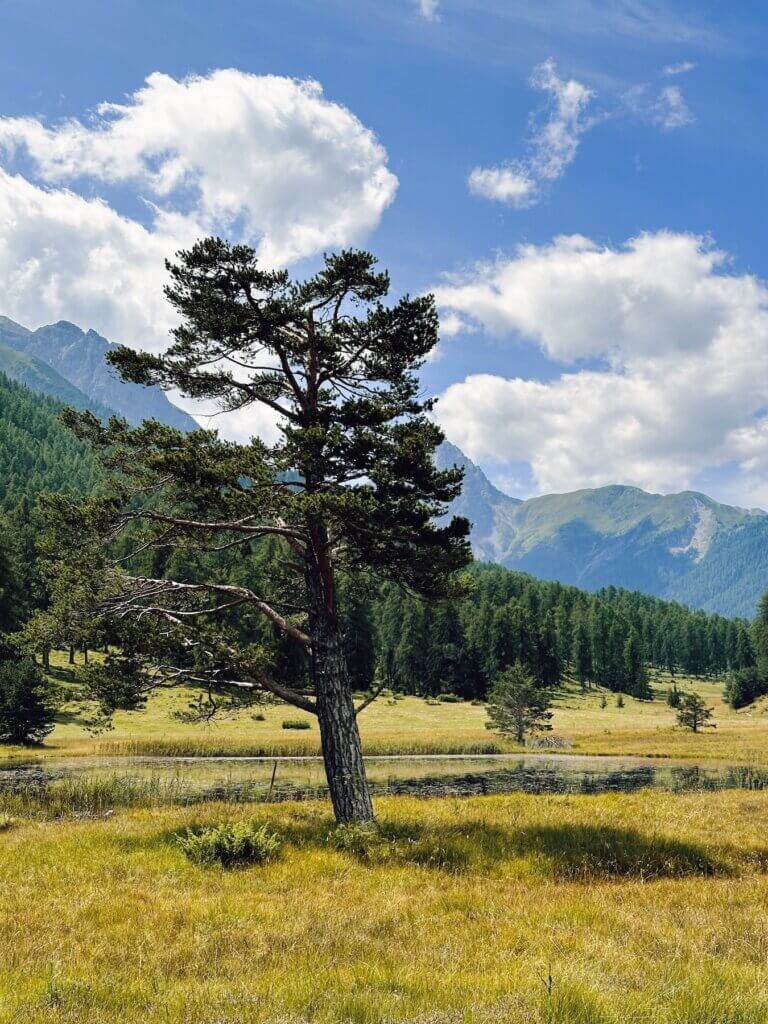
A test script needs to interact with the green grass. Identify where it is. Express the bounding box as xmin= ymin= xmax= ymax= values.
xmin=2 ymin=790 xmax=768 ymax=1022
